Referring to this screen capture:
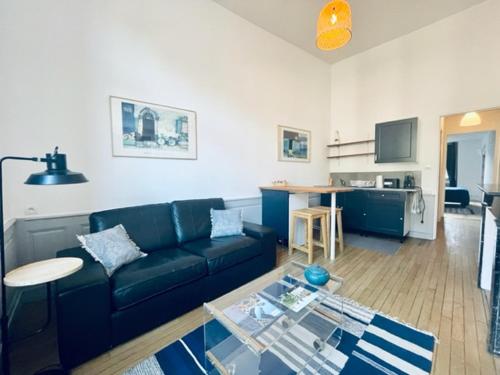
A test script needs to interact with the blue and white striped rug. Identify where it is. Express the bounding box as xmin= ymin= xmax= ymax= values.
xmin=125 ymin=296 xmax=436 ymax=375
